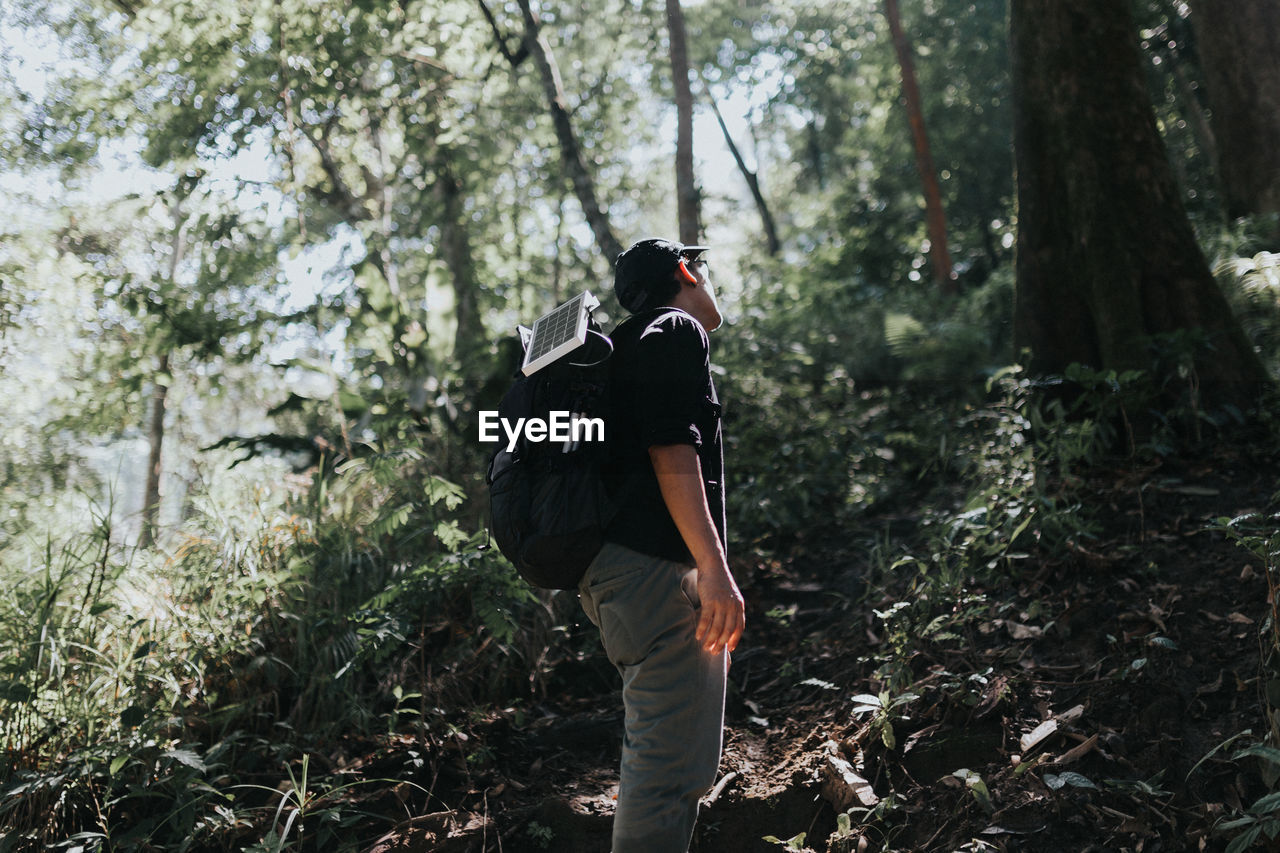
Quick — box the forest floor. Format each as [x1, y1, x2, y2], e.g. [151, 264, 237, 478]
[334, 441, 1276, 853]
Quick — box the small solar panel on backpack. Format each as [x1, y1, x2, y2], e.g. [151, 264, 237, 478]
[520, 291, 599, 376]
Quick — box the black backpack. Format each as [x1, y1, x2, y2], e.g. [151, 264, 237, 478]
[485, 321, 616, 589]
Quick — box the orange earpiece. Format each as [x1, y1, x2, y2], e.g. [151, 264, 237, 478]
[677, 260, 698, 284]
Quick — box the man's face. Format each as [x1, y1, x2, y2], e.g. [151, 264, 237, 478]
[683, 258, 723, 332]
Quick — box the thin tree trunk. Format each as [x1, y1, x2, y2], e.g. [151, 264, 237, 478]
[1011, 0, 1266, 407]
[513, 0, 625, 264]
[666, 0, 701, 244]
[704, 82, 780, 256]
[140, 196, 187, 549]
[883, 0, 956, 295]
[139, 350, 169, 549]
[1189, 0, 1280, 224]
[552, 187, 565, 303]
[436, 155, 481, 363]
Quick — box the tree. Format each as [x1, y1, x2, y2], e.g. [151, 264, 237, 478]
[507, 0, 626, 264]
[703, 80, 780, 256]
[666, 0, 701, 244]
[1188, 0, 1280, 224]
[138, 194, 186, 549]
[883, 0, 955, 295]
[1010, 0, 1267, 406]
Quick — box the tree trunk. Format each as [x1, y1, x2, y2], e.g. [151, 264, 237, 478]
[1189, 0, 1280, 224]
[140, 195, 188, 550]
[1011, 0, 1267, 406]
[436, 154, 482, 363]
[138, 350, 169, 549]
[704, 82, 780, 256]
[666, 0, 701, 244]
[883, 0, 956, 295]
[513, 0, 625, 265]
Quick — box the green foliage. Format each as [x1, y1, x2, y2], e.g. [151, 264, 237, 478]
[1208, 216, 1280, 380]
[951, 768, 994, 814]
[695, 0, 1013, 291]
[852, 366, 1108, 691]
[850, 689, 920, 751]
[524, 819, 555, 849]
[762, 830, 808, 850]
[5, 0, 1279, 848]
[1216, 745, 1280, 853]
[0, 415, 551, 848]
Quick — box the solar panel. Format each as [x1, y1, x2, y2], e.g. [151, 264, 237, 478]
[520, 291, 600, 376]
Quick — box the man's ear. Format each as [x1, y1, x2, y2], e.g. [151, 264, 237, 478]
[676, 260, 698, 285]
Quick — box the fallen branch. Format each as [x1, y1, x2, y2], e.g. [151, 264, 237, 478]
[704, 770, 739, 805]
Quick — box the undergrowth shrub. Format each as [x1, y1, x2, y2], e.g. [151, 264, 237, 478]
[1209, 506, 1280, 853]
[1208, 214, 1280, 380]
[859, 366, 1105, 690]
[0, 425, 563, 850]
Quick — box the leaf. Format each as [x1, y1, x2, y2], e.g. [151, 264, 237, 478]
[850, 693, 883, 707]
[953, 769, 994, 813]
[884, 312, 927, 354]
[1188, 730, 1253, 781]
[1167, 485, 1219, 496]
[1020, 719, 1058, 752]
[1049, 768, 1100, 788]
[1235, 744, 1280, 766]
[762, 832, 807, 849]
[434, 521, 468, 551]
[1003, 620, 1043, 640]
[1248, 790, 1280, 815]
[109, 755, 129, 775]
[1225, 824, 1262, 853]
[162, 748, 207, 772]
[887, 692, 921, 709]
[425, 476, 465, 510]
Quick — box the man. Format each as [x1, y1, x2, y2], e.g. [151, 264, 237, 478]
[578, 237, 746, 853]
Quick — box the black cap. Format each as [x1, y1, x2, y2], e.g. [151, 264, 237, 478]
[614, 238, 709, 313]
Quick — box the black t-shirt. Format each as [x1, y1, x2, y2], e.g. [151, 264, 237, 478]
[603, 307, 726, 564]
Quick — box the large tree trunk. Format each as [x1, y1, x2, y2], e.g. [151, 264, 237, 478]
[1189, 0, 1280, 224]
[666, 0, 701, 244]
[138, 351, 169, 550]
[883, 0, 956, 295]
[513, 0, 625, 265]
[1011, 0, 1266, 406]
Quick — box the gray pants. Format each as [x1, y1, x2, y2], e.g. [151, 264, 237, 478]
[579, 542, 729, 853]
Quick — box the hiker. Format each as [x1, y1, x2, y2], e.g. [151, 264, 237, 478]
[578, 238, 746, 853]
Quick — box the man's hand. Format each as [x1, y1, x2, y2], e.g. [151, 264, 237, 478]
[648, 443, 745, 656]
[696, 562, 745, 655]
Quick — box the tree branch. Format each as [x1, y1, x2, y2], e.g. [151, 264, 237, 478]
[701, 78, 780, 256]
[307, 117, 372, 222]
[510, 0, 625, 264]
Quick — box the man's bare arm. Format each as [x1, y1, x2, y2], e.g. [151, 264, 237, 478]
[649, 443, 745, 655]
